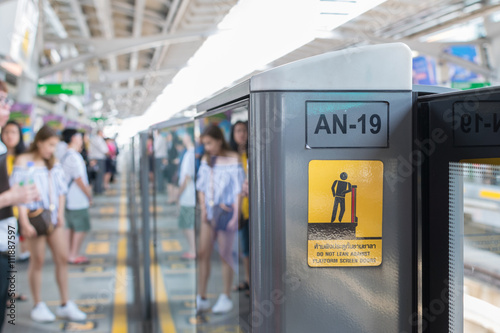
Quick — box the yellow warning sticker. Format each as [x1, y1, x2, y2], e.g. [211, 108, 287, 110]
[308, 160, 383, 267]
[460, 158, 500, 166]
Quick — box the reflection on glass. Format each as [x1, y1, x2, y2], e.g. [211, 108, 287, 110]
[450, 162, 500, 332]
[151, 124, 197, 332]
[195, 105, 250, 331]
[230, 123, 250, 279]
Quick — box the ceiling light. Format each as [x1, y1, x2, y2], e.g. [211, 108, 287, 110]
[120, 0, 388, 139]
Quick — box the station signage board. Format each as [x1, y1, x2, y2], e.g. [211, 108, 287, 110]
[306, 101, 389, 148]
[37, 83, 85, 96]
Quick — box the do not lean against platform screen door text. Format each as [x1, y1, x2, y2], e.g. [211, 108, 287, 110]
[308, 160, 383, 267]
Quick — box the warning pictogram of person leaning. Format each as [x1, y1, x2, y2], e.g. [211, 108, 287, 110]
[308, 160, 383, 267]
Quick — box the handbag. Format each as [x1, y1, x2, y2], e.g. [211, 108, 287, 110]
[27, 171, 54, 236]
[209, 160, 233, 231]
[27, 208, 54, 236]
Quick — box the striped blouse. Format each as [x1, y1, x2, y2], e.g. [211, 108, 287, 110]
[10, 164, 68, 225]
[196, 156, 245, 221]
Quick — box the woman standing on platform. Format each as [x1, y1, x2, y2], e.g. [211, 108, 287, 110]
[11, 125, 87, 323]
[196, 124, 244, 314]
[229, 121, 250, 295]
[1, 121, 30, 262]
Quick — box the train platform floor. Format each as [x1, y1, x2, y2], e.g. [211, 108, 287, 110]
[3, 171, 249, 333]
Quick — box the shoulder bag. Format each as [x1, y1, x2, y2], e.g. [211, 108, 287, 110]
[209, 162, 233, 231]
[27, 171, 54, 236]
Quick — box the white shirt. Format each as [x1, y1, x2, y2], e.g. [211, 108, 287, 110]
[61, 148, 90, 210]
[178, 147, 196, 207]
[0, 141, 16, 251]
[154, 133, 167, 158]
[55, 141, 68, 161]
[88, 135, 108, 160]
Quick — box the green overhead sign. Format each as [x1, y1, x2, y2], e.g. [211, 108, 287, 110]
[37, 82, 85, 96]
[90, 116, 108, 123]
[451, 82, 491, 90]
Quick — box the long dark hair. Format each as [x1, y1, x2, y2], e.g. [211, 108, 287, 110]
[29, 124, 58, 170]
[0, 80, 7, 93]
[2, 120, 26, 156]
[229, 121, 248, 153]
[201, 124, 231, 166]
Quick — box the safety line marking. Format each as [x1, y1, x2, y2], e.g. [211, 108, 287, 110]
[111, 178, 128, 333]
[85, 242, 110, 255]
[151, 243, 177, 333]
[95, 234, 110, 241]
[480, 189, 500, 200]
[164, 268, 195, 275]
[162, 239, 183, 252]
[46, 298, 111, 306]
[99, 207, 116, 214]
[68, 271, 113, 278]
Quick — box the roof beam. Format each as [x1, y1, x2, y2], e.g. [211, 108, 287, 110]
[40, 30, 214, 77]
[99, 67, 178, 83]
[150, 0, 184, 71]
[67, 0, 91, 38]
[129, 0, 146, 89]
[93, 0, 117, 72]
[399, 3, 500, 39]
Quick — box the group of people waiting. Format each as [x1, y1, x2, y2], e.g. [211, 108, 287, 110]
[153, 121, 250, 315]
[0, 79, 108, 330]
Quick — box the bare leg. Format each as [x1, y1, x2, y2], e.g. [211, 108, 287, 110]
[183, 229, 196, 256]
[20, 239, 30, 255]
[218, 231, 237, 296]
[65, 229, 73, 257]
[197, 221, 214, 297]
[69, 232, 87, 260]
[221, 260, 234, 296]
[47, 228, 69, 304]
[26, 236, 47, 305]
[243, 256, 250, 285]
[166, 184, 175, 203]
[104, 172, 111, 190]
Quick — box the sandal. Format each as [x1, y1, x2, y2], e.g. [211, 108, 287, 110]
[233, 281, 250, 292]
[68, 256, 90, 265]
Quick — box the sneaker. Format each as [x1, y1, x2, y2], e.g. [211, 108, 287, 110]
[56, 300, 87, 321]
[196, 295, 211, 312]
[31, 302, 56, 323]
[18, 251, 30, 262]
[212, 294, 233, 314]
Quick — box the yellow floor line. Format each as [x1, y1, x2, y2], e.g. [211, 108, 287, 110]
[480, 189, 500, 200]
[151, 243, 177, 333]
[112, 178, 128, 333]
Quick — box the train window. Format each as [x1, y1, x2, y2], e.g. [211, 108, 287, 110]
[449, 162, 500, 332]
[150, 123, 197, 332]
[194, 101, 250, 331]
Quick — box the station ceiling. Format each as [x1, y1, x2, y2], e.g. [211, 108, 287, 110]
[39, 0, 500, 120]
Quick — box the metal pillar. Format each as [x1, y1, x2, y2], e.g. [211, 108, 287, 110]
[139, 131, 152, 325]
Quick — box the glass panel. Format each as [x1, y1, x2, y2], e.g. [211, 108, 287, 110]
[449, 162, 500, 332]
[151, 124, 197, 332]
[194, 103, 250, 332]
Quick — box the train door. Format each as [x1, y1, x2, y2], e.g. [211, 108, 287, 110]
[248, 43, 415, 333]
[418, 87, 500, 332]
[150, 118, 197, 333]
[194, 100, 250, 332]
